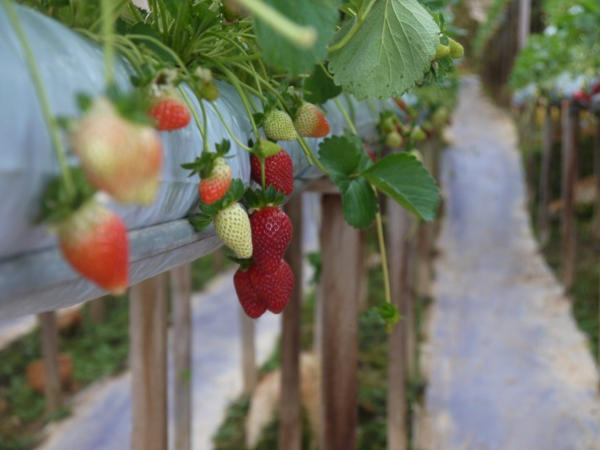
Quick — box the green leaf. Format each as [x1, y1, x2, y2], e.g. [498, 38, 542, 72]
[362, 153, 439, 221]
[328, 0, 439, 99]
[303, 64, 342, 104]
[254, 0, 340, 75]
[318, 135, 377, 228]
[378, 303, 400, 331]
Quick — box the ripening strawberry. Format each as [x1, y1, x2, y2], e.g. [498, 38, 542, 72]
[198, 157, 232, 205]
[263, 110, 297, 141]
[149, 91, 191, 131]
[250, 207, 292, 274]
[214, 203, 252, 258]
[249, 260, 294, 314]
[293, 102, 330, 138]
[234, 267, 267, 318]
[70, 98, 163, 205]
[58, 200, 129, 294]
[250, 150, 294, 195]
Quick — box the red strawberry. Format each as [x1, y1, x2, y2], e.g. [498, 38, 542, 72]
[573, 90, 591, 104]
[249, 260, 294, 314]
[250, 207, 292, 274]
[233, 268, 267, 318]
[58, 200, 129, 294]
[293, 102, 330, 138]
[198, 157, 232, 205]
[149, 91, 191, 131]
[70, 98, 163, 205]
[250, 150, 294, 195]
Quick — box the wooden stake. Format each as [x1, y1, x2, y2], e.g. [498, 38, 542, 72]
[538, 105, 553, 245]
[593, 120, 600, 240]
[560, 100, 578, 289]
[319, 194, 361, 450]
[518, 0, 531, 49]
[89, 297, 106, 323]
[130, 274, 168, 450]
[38, 311, 61, 414]
[279, 195, 303, 450]
[240, 310, 257, 393]
[170, 264, 192, 450]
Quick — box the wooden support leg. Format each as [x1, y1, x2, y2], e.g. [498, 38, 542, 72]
[538, 105, 553, 245]
[170, 264, 192, 450]
[130, 274, 168, 450]
[593, 120, 600, 241]
[38, 311, 61, 414]
[240, 311, 257, 393]
[320, 194, 361, 450]
[560, 100, 578, 289]
[279, 195, 303, 450]
[89, 297, 106, 323]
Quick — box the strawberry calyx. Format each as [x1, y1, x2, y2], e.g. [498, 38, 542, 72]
[243, 185, 285, 212]
[37, 168, 97, 226]
[252, 138, 281, 158]
[181, 139, 231, 179]
[230, 256, 254, 271]
[188, 178, 245, 231]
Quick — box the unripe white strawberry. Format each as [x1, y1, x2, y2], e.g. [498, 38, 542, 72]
[264, 110, 297, 141]
[214, 202, 253, 258]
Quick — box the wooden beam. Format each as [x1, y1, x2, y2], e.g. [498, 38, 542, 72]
[170, 264, 192, 450]
[594, 120, 600, 241]
[38, 311, 61, 414]
[538, 105, 553, 245]
[130, 274, 168, 450]
[560, 100, 578, 289]
[240, 310, 257, 393]
[320, 194, 361, 450]
[279, 195, 303, 450]
[89, 297, 106, 323]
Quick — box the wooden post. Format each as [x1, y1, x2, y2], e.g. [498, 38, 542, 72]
[170, 264, 192, 450]
[560, 100, 578, 289]
[386, 199, 412, 450]
[320, 194, 361, 450]
[518, 0, 531, 49]
[279, 195, 303, 450]
[130, 274, 168, 450]
[240, 311, 257, 393]
[38, 311, 61, 414]
[538, 104, 553, 245]
[593, 120, 600, 240]
[89, 297, 106, 323]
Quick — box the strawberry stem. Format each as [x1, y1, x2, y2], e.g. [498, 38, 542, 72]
[178, 86, 209, 153]
[334, 98, 358, 135]
[101, 0, 115, 86]
[328, 0, 376, 54]
[375, 209, 392, 305]
[2, 0, 75, 198]
[209, 103, 252, 152]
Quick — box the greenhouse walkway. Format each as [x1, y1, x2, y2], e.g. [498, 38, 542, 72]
[416, 76, 600, 449]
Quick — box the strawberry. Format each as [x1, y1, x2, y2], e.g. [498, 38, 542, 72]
[234, 267, 267, 318]
[58, 200, 129, 294]
[149, 91, 191, 131]
[435, 44, 450, 60]
[198, 157, 232, 205]
[448, 38, 464, 59]
[293, 102, 330, 138]
[214, 202, 253, 258]
[70, 98, 163, 205]
[573, 90, 591, 104]
[249, 260, 294, 314]
[250, 150, 294, 195]
[385, 131, 404, 149]
[250, 207, 292, 274]
[263, 110, 297, 141]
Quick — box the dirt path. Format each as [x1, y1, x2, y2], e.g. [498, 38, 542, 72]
[416, 77, 600, 449]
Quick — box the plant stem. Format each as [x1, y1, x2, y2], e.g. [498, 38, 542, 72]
[2, 0, 75, 197]
[375, 209, 392, 304]
[328, 0, 376, 53]
[198, 97, 210, 153]
[178, 86, 208, 151]
[334, 97, 358, 134]
[209, 103, 252, 151]
[101, 0, 115, 85]
[234, 0, 317, 49]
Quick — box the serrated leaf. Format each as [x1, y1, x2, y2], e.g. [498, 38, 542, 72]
[253, 0, 340, 75]
[362, 153, 439, 221]
[189, 213, 213, 231]
[318, 135, 377, 228]
[304, 64, 342, 104]
[328, 0, 439, 99]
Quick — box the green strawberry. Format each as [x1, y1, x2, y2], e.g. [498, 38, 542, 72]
[435, 44, 450, 60]
[449, 38, 464, 58]
[264, 110, 297, 141]
[214, 202, 252, 258]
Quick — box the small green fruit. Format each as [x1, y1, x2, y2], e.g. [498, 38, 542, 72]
[449, 38, 464, 59]
[385, 131, 404, 149]
[435, 44, 450, 60]
[410, 126, 427, 142]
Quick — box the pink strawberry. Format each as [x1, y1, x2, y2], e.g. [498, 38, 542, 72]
[249, 260, 294, 314]
[198, 157, 232, 205]
[70, 98, 163, 205]
[293, 102, 330, 138]
[149, 91, 191, 131]
[250, 207, 292, 274]
[234, 267, 267, 318]
[58, 200, 129, 294]
[250, 150, 294, 195]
